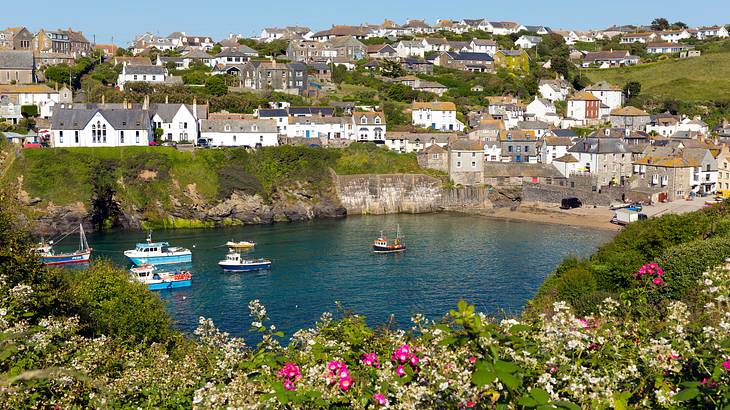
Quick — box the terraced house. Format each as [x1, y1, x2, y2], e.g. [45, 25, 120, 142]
[51, 107, 152, 147]
[633, 146, 717, 201]
[494, 49, 529, 72]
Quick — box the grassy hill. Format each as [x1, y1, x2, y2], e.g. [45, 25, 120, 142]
[585, 51, 730, 101]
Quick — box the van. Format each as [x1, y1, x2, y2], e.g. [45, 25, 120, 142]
[560, 197, 582, 210]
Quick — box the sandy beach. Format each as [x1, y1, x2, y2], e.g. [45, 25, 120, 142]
[456, 203, 623, 231]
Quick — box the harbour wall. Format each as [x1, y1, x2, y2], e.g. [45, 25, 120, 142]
[334, 174, 491, 215]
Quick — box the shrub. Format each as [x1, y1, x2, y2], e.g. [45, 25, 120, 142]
[555, 265, 597, 309]
[658, 235, 730, 300]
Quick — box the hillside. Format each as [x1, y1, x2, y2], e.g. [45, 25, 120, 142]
[585, 51, 730, 101]
[1, 144, 438, 232]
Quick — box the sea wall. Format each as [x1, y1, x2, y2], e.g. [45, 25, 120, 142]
[522, 183, 624, 206]
[334, 174, 491, 215]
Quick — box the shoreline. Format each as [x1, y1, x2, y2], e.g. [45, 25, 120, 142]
[454, 203, 623, 232]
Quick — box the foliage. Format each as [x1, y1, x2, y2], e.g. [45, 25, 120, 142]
[19, 105, 38, 118]
[204, 75, 228, 96]
[651, 18, 670, 31]
[380, 59, 406, 78]
[623, 81, 642, 100]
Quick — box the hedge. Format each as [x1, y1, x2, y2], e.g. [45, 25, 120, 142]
[658, 235, 730, 300]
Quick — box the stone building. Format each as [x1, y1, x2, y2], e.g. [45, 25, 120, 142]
[448, 139, 484, 186]
[0, 50, 35, 84]
[417, 143, 449, 173]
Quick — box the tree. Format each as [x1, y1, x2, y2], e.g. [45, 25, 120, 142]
[650, 18, 670, 31]
[672, 21, 688, 29]
[550, 56, 573, 79]
[623, 81, 642, 99]
[381, 59, 405, 78]
[205, 75, 227, 96]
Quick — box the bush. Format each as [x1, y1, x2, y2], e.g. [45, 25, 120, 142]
[555, 266, 597, 309]
[20, 105, 38, 118]
[658, 235, 730, 300]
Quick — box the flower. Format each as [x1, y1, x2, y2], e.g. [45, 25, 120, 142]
[373, 393, 388, 406]
[468, 356, 476, 364]
[339, 376, 352, 391]
[396, 365, 406, 377]
[722, 359, 730, 370]
[467, 401, 475, 408]
[277, 363, 302, 383]
[361, 352, 380, 367]
[338, 368, 350, 379]
[653, 277, 663, 285]
[284, 379, 296, 391]
[409, 355, 419, 366]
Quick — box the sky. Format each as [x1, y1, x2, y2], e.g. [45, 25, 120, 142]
[1, 0, 728, 45]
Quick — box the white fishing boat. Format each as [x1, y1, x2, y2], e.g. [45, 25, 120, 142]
[124, 231, 192, 266]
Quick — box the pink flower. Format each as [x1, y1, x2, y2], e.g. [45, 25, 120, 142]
[722, 359, 730, 370]
[550, 366, 557, 374]
[339, 376, 352, 391]
[469, 356, 476, 364]
[328, 361, 343, 372]
[338, 368, 350, 379]
[653, 277, 663, 285]
[396, 365, 406, 377]
[361, 352, 380, 367]
[399, 344, 411, 355]
[284, 379, 296, 391]
[410, 355, 419, 366]
[467, 401, 475, 408]
[373, 393, 388, 406]
[278, 363, 301, 382]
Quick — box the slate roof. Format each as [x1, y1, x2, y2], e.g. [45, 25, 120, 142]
[289, 107, 334, 116]
[200, 119, 277, 133]
[257, 109, 288, 118]
[412, 101, 457, 111]
[470, 39, 497, 46]
[125, 65, 166, 75]
[553, 153, 578, 163]
[583, 51, 631, 62]
[445, 51, 493, 61]
[150, 103, 208, 121]
[610, 106, 650, 116]
[568, 137, 630, 154]
[52, 108, 151, 130]
[544, 136, 573, 146]
[387, 132, 452, 144]
[0, 50, 33, 69]
[450, 138, 484, 151]
[549, 129, 578, 138]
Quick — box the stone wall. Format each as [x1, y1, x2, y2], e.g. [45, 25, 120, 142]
[522, 183, 624, 206]
[334, 173, 491, 214]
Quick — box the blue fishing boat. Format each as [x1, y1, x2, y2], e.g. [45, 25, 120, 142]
[36, 224, 92, 266]
[124, 231, 192, 266]
[218, 252, 272, 272]
[129, 265, 192, 291]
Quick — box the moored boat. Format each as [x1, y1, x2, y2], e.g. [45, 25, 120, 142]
[373, 225, 406, 254]
[36, 224, 92, 266]
[226, 240, 256, 250]
[124, 231, 192, 266]
[218, 252, 272, 272]
[129, 264, 192, 291]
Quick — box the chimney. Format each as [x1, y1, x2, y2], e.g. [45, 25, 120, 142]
[101, 94, 105, 106]
[625, 128, 630, 137]
[193, 97, 198, 119]
[123, 98, 128, 109]
[143, 95, 149, 110]
[604, 128, 610, 137]
[165, 95, 169, 104]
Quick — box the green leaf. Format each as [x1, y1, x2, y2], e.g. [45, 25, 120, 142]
[518, 396, 538, 407]
[674, 388, 699, 402]
[472, 369, 497, 387]
[536, 406, 556, 410]
[496, 370, 520, 391]
[530, 388, 550, 405]
[494, 360, 519, 374]
[509, 324, 531, 333]
[554, 400, 581, 410]
[439, 336, 458, 346]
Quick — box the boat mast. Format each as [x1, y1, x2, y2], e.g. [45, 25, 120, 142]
[79, 224, 89, 251]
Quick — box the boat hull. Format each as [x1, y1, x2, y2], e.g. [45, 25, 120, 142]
[147, 279, 192, 291]
[373, 245, 406, 254]
[126, 253, 192, 266]
[218, 262, 271, 272]
[42, 251, 91, 265]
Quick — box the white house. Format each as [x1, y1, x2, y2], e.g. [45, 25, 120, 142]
[0, 84, 72, 119]
[538, 78, 571, 102]
[150, 102, 208, 143]
[679, 116, 709, 135]
[515, 35, 542, 49]
[526, 96, 560, 126]
[539, 136, 573, 164]
[51, 107, 152, 147]
[199, 118, 278, 147]
[352, 111, 386, 143]
[411, 101, 464, 132]
[658, 29, 691, 43]
[469, 39, 497, 55]
[585, 81, 624, 110]
[117, 63, 166, 91]
[395, 41, 426, 58]
[489, 22, 526, 35]
[385, 132, 451, 153]
[286, 116, 352, 140]
[256, 108, 289, 134]
[694, 26, 729, 40]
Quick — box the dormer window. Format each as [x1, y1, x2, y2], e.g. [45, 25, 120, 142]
[225, 124, 231, 132]
[374, 116, 381, 124]
[361, 116, 367, 124]
[252, 125, 258, 132]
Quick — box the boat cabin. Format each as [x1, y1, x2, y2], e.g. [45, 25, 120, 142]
[134, 241, 171, 254]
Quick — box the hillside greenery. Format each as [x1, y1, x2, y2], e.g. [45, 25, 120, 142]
[2, 192, 730, 408]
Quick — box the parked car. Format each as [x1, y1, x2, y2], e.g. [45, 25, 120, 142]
[560, 197, 582, 210]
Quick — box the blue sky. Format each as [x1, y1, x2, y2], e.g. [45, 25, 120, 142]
[1, 0, 728, 44]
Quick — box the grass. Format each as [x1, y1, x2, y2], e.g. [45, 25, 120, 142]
[585, 51, 730, 101]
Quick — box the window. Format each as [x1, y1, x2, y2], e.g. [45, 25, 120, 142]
[179, 122, 184, 129]
[374, 117, 381, 124]
[233, 135, 237, 143]
[508, 146, 513, 153]
[432, 154, 438, 159]
[457, 152, 461, 158]
[471, 152, 476, 157]
[143, 75, 147, 81]
[59, 131, 63, 143]
[260, 136, 264, 142]
[74, 131, 79, 143]
[91, 124, 96, 142]
[456, 161, 461, 168]
[135, 131, 140, 143]
[151, 75, 156, 81]
[661, 175, 669, 186]
[225, 124, 231, 132]
[471, 161, 476, 167]
[133, 75, 137, 80]
[120, 131, 124, 143]
[102, 124, 107, 143]
[361, 116, 367, 124]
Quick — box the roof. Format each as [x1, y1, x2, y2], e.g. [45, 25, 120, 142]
[257, 108, 288, 118]
[289, 107, 334, 116]
[0, 50, 33, 69]
[450, 138, 484, 151]
[569, 91, 600, 101]
[490, 21, 521, 29]
[353, 111, 386, 125]
[498, 130, 537, 141]
[610, 106, 650, 116]
[387, 132, 452, 143]
[498, 49, 526, 57]
[568, 137, 630, 154]
[200, 118, 277, 133]
[634, 146, 710, 168]
[125, 65, 166, 75]
[313, 26, 372, 38]
[150, 103, 208, 122]
[422, 143, 447, 154]
[470, 39, 497, 46]
[544, 136, 573, 146]
[553, 153, 579, 163]
[449, 52, 493, 62]
[583, 51, 630, 62]
[518, 120, 550, 130]
[51, 108, 151, 130]
[518, 35, 542, 43]
[549, 129, 578, 138]
[412, 101, 457, 111]
[0, 84, 55, 94]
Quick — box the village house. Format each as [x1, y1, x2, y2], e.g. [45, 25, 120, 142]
[489, 22, 527, 35]
[366, 44, 398, 59]
[353, 111, 386, 143]
[657, 29, 691, 43]
[33, 30, 70, 55]
[609, 106, 651, 130]
[256, 108, 289, 133]
[0, 84, 72, 119]
[0, 27, 33, 51]
[386, 132, 451, 153]
[199, 118, 278, 147]
[117, 64, 167, 91]
[525, 25, 552, 35]
[581, 50, 639, 68]
[311, 26, 373, 42]
[287, 37, 366, 66]
[402, 20, 434, 35]
[526, 96, 560, 126]
[167, 32, 215, 51]
[411, 101, 464, 131]
[460, 19, 491, 32]
[620, 32, 656, 43]
[694, 26, 730, 40]
[401, 57, 434, 74]
[540, 134, 574, 164]
[421, 38, 451, 53]
[468, 39, 497, 55]
[633, 146, 717, 200]
[716, 145, 730, 194]
[0, 50, 35, 84]
[150, 101, 208, 143]
[585, 81, 625, 110]
[494, 49, 530, 72]
[417, 143, 449, 172]
[231, 60, 307, 95]
[65, 29, 92, 57]
[647, 42, 694, 54]
[51, 106, 152, 147]
[286, 115, 352, 141]
[395, 40, 426, 58]
[566, 91, 602, 125]
[647, 114, 680, 137]
[567, 137, 633, 187]
[212, 46, 259, 66]
[449, 138, 485, 186]
[435, 51, 494, 72]
[538, 77, 571, 102]
[515, 35, 542, 49]
[498, 129, 540, 163]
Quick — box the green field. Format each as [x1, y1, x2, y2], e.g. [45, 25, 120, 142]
[585, 51, 730, 101]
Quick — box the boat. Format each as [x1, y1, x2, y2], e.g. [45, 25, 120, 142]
[226, 240, 256, 250]
[36, 224, 92, 266]
[218, 252, 272, 272]
[373, 225, 406, 254]
[124, 231, 192, 266]
[129, 265, 192, 291]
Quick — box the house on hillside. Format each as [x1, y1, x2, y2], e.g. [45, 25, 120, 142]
[566, 91, 604, 125]
[468, 39, 497, 55]
[417, 143, 449, 172]
[51, 107, 152, 147]
[199, 118, 278, 147]
[609, 106, 650, 130]
[540, 135, 573, 164]
[568, 137, 633, 187]
[620, 32, 656, 43]
[538, 77, 571, 102]
[647, 42, 694, 54]
[694, 26, 729, 40]
[353, 111, 386, 143]
[449, 138, 485, 186]
[411, 101, 464, 131]
[657, 29, 691, 43]
[489, 22, 527, 35]
[633, 146, 716, 200]
[395, 40, 426, 58]
[435, 51, 494, 72]
[0, 50, 35, 84]
[498, 129, 540, 163]
[494, 49, 529, 72]
[150, 102, 208, 143]
[581, 50, 639, 68]
[0, 84, 71, 119]
[117, 64, 167, 90]
[585, 81, 625, 110]
[366, 44, 398, 59]
[515, 35, 542, 49]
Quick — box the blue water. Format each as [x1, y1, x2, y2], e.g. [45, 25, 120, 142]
[79, 214, 613, 338]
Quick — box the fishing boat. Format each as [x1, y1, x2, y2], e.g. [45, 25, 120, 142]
[218, 252, 272, 272]
[129, 265, 192, 291]
[226, 240, 256, 250]
[124, 231, 192, 266]
[373, 225, 406, 254]
[36, 224, 92, 265]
